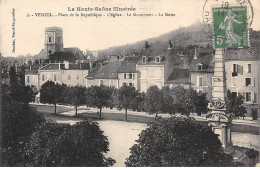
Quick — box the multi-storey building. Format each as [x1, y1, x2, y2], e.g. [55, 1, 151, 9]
[25, 61, 90, 90]
[190, 47, 214, 99]
[225, 48, 260, 119]
[136, 41, 189, 92]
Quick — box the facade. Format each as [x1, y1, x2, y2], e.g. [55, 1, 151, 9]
[190, 47, 214, 99]
[25, 62, 90, 90]
[225, 48, 260, 119]
[118, 59, 138, 89]
[44, 27, 64, 55]
[86, 61, 122, 88]
[25, 69, 39, 89]
[136, 41, 190, 92]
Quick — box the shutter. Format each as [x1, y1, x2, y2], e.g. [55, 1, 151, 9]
[254, 93, 257, 103]
[253, 78, 255, 87]
[237, 65, 243, 75]
[133, 74, 135, 80]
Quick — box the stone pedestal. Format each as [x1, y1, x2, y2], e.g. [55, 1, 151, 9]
[207, 49, 234, 154]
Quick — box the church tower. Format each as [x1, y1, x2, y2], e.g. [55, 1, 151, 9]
[44, 27, 64, 55]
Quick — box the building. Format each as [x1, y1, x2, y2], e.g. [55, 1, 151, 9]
[165, 68, 190, 89]
[35, 26, 86, 62]
[86, 57, 139, 89]
[25, 61, 90, 90]
[117, 57, 138, 89]
[224, 48, 260, 120]
[86, 61, 122, 88]
[190, 47, 214, 99]
[136, 41, 189, 92]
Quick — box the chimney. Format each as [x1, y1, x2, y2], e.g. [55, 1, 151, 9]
[89, 62, 93, 70]
[63, 61, 69, 69]
[168, 40, 172, 49]
[144, 41, 149, 49]
[194, 47, 198, 59]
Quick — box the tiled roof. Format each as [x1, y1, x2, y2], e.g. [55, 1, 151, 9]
[93, 61, 123, 79]
[166, 69, 189, 84]
[124, 56, 139, 63]
[63, 48, 86, 60]
[86, 63, 102, 78]
[190, 47, 214, 72]
[39, 63, 60, 70]
[137, 44, 168, 65]
[25, 69, 38, 75]
[36, 49, 48, 60]
[68, 63, 90, 70]
[224, 46, 260, 61]
[35, 47, 86, 60]
[118, 61, 136, 73]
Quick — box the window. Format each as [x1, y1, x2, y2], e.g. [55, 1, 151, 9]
[68, 75, 71, 80]
[247, 64, 251, 73]
[196, 89, 203, 94]
[245, 78, 251, 86]
[100, 80, 103, 86]
[245, 92, 251, 102]
[232, 64, 238, 76]
[231, 92, 238, 97]
[42, 75, 45, 81]
[231, 77, 237, 87]
[155, 56, 160, 62]
[77, 75, 79, 80]
[54, 75, 57, 81]
[124, 73, 127, 79]
[142, 56, 146, 63]
[129, 83, 133, 86]
[49, 36, 52, 43]
[123, 82, 127, 86]
[129, 73, 133, 79]
[197, 63, 203, 71]
[197, 76, 203, 86]
[27, 76, 30, 83]
[57, 36, 61, 43]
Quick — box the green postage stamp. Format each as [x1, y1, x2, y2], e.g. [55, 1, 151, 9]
[213, 6, 249, 49]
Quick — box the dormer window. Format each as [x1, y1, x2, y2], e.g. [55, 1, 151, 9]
[142, 56, 147, 63]
[197, 63, 203, 71]
[155, 56, 160, 63]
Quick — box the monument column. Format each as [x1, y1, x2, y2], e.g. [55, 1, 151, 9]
[207, 48, 233, 153]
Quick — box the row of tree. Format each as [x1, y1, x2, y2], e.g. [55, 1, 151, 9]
[40, 80, 247, 121]
[40, 81, 209, 121]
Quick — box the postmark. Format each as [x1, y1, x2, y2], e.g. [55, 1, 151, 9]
[202, 0, 254, 28]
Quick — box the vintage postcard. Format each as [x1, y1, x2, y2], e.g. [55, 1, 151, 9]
[0, 0, 259, 167]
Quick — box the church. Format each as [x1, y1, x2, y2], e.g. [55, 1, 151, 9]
[35, 26, 86, 63]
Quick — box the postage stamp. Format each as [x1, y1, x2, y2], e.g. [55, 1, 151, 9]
[212, 6, 249, 48]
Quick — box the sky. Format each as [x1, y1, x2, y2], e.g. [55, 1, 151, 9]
[0, 0, 259, 57]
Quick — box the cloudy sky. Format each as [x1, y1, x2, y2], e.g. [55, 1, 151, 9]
[0, 0, 259, 57]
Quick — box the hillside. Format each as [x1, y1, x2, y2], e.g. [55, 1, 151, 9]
[97, 22, 260, 58]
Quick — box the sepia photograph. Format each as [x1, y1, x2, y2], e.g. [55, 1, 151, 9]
[0, 0, 259, 167]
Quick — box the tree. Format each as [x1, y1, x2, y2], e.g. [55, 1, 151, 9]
[24, 121, 115, 167]
[187, 89, 208, 115]
[226, 90, 246, 118]
[115, 85, 138, 122]
[160, 86, 174, 114]
[170, 86, 189, 115]
[125, 117, 235, 167]
[67, 86, 86, 116]
[131, 92, 146, 112]
[0, 84, 45, 166]
[40, 81, 64, 115]
[9, 66, 34, 103]
[144, 86, 163, 117]
[85, 85, 112, 119]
